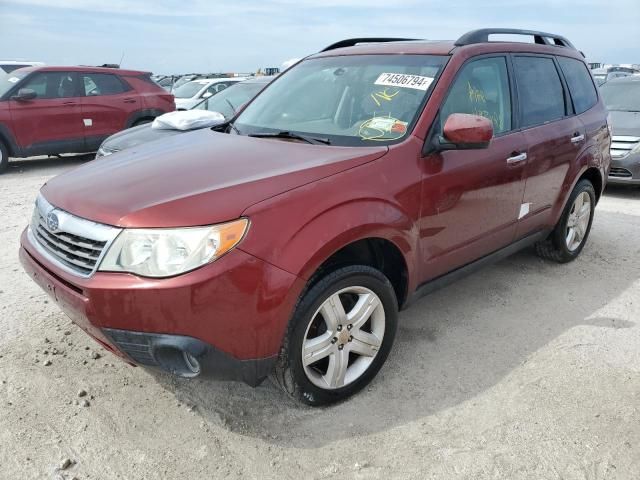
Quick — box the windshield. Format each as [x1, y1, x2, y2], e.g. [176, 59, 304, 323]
[0, 70, 28, 97]
[601, 81, 640, 111]
[192, 81, 267, 118]
[173, 80, 206, 99]
[235, 54, 448, 146]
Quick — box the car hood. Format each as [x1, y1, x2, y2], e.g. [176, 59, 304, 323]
[42, 128, 388, 228]
[609, 110, 640, 136]
[102, 123, 183, 152]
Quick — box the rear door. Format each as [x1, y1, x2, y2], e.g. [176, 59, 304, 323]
[512, 55, 583, 236]
[8, 71, 85, 155]
[419, 55, 528, 281]
[79, 72, 138, 151]
[556, 55, 608, 182]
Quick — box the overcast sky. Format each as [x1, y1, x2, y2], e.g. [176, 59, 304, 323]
[1, 0, 639, 74]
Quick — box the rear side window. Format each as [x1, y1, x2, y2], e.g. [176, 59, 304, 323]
[440, 56, 512, 135]
[557, 57, 598, 114]
[514, 56, 565, 128]
[82, 73, 128, 96]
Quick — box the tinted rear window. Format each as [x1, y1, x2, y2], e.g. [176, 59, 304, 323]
[557, 57, 598, 114]
[514, 56, 566, 128]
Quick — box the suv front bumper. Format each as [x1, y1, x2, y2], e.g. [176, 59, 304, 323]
[20, 229, 305, 386]
[608, 153, 640, 185]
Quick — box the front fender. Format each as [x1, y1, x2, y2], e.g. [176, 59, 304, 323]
[240, 194, 419, 292]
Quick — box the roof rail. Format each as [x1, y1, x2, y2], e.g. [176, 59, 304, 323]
[321, 37, 420, 52]
[455, 28, 576, 50]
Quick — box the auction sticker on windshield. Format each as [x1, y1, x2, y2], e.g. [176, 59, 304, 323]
[374, 73, 434, 91]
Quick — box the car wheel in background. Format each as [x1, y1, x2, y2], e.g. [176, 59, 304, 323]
[535, 179, 596, 263]
[271, 265, 398, 406]
[0, 140, 8, 173]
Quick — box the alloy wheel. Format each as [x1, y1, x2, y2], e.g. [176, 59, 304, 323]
[301, 286, 385, 389]
[565, 191, 592, 251]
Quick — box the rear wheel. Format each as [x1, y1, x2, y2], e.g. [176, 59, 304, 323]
[0, 140, 8, 173]
[535, 179, 596, 263]
[271, 265, 398, 406]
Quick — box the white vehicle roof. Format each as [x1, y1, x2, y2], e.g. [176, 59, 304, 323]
[0, 60, 44, 65]
[194, 77, 245, 85]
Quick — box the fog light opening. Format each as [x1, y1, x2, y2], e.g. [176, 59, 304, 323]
[154, 346, 201, 378]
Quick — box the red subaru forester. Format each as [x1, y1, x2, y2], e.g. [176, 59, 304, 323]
[0, 65, 174, 172]
[20, 29, 610, 405]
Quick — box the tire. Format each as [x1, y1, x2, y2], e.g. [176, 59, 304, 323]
[0, 140, 8, 174]
[535, 179, 596, 263]
[271, 265, 398, 406]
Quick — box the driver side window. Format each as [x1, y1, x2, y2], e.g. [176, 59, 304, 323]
[21, 72, 77, 99]
[440, 57, 512, 135]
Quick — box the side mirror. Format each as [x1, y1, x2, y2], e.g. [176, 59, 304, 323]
[437, 113, 493, 151]
[202, 92, 213, 98]
[12, 88, 37, 101]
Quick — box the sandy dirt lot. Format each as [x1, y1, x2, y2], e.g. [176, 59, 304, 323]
[1, 156, 639, 480]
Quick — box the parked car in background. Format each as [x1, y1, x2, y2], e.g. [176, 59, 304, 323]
[592, 66, 639, 86]
[20, 29, 610, 405]
[96, 76, 274, 157]
[601, 76, 640, 184]
[174, 77, 245, 110]
[0, 65, 175, 172]
[0, 60, 44, 74]
[156, 75, 178, 92]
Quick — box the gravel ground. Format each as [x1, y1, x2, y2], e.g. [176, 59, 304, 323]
[1, 156, 639, 480]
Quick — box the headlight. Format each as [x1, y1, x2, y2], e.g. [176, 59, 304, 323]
[98, 219, 249, 277]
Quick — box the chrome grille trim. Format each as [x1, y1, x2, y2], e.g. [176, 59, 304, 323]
[611, 135, 640, 159]
[28, 193, 121, 278]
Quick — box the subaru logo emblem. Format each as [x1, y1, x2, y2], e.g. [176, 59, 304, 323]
[46, 212, 59, 232]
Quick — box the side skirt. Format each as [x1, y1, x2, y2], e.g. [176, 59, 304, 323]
[403, 229, 550, 309]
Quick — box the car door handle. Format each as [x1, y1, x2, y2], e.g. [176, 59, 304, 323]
[123, 98, 137, 104]
[62, 101, 76, 105]
[506, 152, 527, 164]
[571, 133, 585, 144]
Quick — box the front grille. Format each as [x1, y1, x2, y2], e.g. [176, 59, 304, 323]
[103, 329, 159, 366]
[29, 194, 121, 277]
[609, 167, 633, 178]
[34, 212, 106, 275]
[611, 135, 640, 159]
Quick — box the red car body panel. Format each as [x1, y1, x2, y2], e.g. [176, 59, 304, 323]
[19, 39, 611, 383]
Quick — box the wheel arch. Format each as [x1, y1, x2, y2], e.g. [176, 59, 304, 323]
[0, 123, 20, 157]
[125, 109, 166, 129]
[302, 236, 410, 308]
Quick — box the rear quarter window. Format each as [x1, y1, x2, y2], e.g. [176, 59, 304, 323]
[557, 57, 598, 114]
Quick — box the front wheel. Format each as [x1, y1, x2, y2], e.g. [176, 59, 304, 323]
[271, 265, 398, 406]
[0, 140, 8, 173]
[535, 179, 596, 263]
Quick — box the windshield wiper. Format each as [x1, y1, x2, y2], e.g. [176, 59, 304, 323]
[248, 131, 331, 145]
[225, 99, 237, 115]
